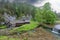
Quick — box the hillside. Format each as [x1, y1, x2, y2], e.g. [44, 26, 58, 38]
[18, 27, 56, 40]
[0, 27, 57, 40]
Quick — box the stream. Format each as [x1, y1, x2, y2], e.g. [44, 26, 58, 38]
[45, 24, 60, 40]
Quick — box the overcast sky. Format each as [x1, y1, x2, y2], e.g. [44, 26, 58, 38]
[10, 0, 60, 13]
[33, 0, 60, 13]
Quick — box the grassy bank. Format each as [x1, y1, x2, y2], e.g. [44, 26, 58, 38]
[0, 36, 20, 40]
[10, 21, 38, 34]
[0, 26, 6, 29]
[0, 27, 56, 40]
[0, 21, 57, 40]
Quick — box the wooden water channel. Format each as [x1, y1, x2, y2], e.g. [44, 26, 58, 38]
[0, 20, 30, 35]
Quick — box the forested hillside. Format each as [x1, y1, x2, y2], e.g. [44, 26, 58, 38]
[0, 0, 58, 40]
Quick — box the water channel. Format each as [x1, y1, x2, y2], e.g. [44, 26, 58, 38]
[46, 24, 60, 40]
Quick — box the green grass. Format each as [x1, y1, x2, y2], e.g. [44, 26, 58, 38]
[0, 26, 6, 29]
[0, 36, 20, 40]
[10, 21, 38, 33]
[0, 36, 7, 40]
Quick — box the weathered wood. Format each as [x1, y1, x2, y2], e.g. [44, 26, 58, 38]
[5, 20, 30, 27]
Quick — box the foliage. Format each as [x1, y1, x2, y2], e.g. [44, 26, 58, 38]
[35, 2, 57, 24]
[0, 2, 57, 26]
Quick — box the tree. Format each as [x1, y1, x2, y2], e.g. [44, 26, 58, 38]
[35, 2, 57, 24]
[42, 2, 56, 24]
